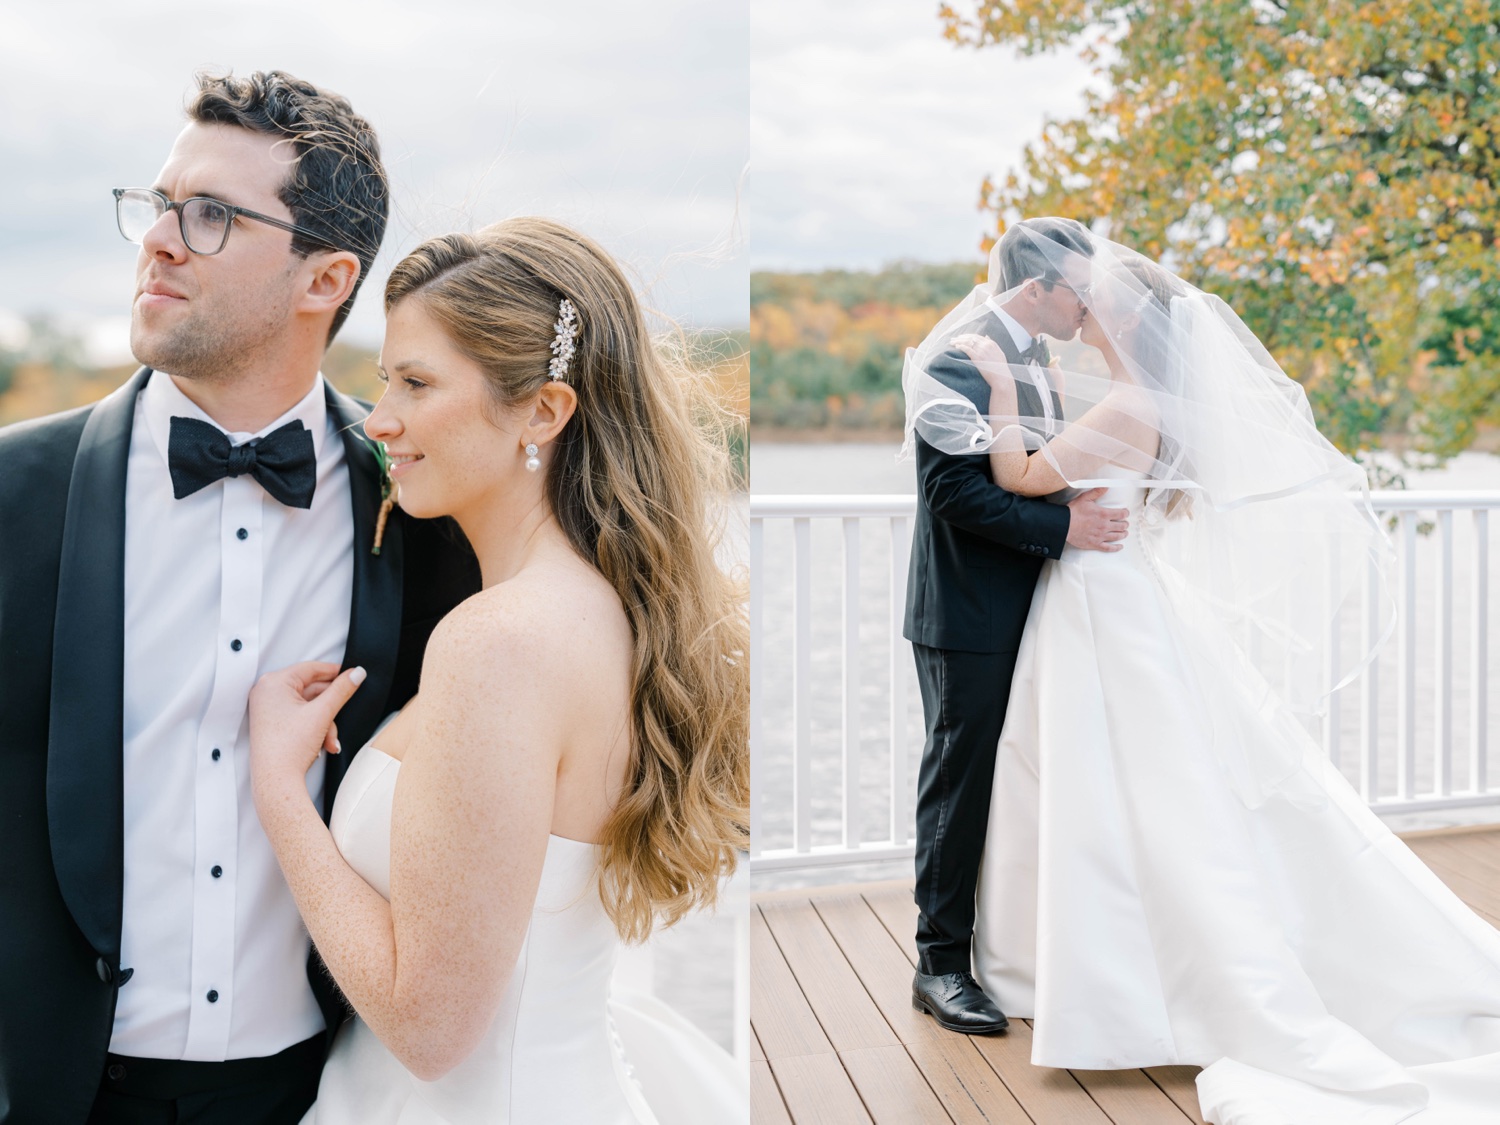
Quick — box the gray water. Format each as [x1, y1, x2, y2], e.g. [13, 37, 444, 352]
[750, 443, 1500, 892]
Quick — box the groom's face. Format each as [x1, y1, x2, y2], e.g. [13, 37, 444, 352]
[1035, 256, 1093, 342]
[128, 122, 308, 382]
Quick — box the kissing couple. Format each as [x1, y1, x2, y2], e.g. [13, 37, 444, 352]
[0, 70, 746, 1125]
[903, 217, 1500, 1122]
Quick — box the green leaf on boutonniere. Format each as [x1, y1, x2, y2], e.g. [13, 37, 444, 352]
[365, 438, 396, 555]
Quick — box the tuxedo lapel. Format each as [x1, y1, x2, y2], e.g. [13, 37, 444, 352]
[324, 382, 403, 818]
[46, 366, 150, 962]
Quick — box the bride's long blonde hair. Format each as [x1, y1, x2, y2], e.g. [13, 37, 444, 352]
[384, 218, 747, 941]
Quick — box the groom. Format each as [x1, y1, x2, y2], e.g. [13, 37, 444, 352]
[904, 217, 1127, 1033]
[0, 71, 479, 1123]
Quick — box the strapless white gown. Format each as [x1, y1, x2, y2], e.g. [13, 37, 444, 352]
[973, 473, 1500, 1123]
[302, 746, 746, 1125]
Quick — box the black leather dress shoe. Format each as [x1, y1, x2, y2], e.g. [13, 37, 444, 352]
[911, 971, 1010, 1034]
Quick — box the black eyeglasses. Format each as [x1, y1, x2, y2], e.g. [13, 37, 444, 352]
[1051, 280, 1094, 300]
[112, 187, 341, 256]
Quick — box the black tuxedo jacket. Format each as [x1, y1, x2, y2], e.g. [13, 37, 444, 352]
[902, 314, 1072, 654]
[0, 368, 480, 1124]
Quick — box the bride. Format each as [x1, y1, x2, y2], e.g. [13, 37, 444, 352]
[905, 222, 1500, 1123]
[245, 217, 747, 1123]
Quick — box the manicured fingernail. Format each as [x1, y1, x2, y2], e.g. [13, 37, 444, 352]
[334, 738, 342, 753]
[350, 667, 367, 686]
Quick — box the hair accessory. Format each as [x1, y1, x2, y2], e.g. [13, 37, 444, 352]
[548, 298, 580, 381]
[524, 442, 540, 472]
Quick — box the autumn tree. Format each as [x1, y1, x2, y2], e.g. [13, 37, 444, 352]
[942, 0, 1500, 465]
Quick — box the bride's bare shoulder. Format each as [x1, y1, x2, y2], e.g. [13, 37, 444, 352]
[420, 558, 630, 698]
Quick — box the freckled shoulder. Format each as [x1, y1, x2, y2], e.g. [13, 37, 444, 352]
[418, 562, 629, 702]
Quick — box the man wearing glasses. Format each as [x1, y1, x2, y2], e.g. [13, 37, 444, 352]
[903, 217, 1127, 1035]
[0, 71, 477, 1124]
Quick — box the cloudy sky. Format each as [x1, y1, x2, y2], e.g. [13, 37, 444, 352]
[0, 0, 747, 357]
[752, 0, 1096, 272]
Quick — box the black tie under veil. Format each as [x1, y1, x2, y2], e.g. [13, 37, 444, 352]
[900, 223, 1397, 808]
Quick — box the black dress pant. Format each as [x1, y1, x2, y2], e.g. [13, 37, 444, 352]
[912, 643, 1018, 976]
[84, 1034, 324, 1125]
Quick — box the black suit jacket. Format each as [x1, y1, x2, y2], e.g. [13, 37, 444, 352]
[0, 368, 480, 1124]
[902, 314, 1072, 654]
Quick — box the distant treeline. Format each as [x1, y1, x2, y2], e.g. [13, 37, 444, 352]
[751, 261, 979, 431]
[0, 318, 747, 483]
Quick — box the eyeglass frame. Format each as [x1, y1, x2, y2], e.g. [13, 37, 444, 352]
[112, 187, 343, 257]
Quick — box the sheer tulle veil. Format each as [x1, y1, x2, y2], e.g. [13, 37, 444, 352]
[900, 220, 1397, 806]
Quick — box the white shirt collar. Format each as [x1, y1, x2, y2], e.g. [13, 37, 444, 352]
[984, 298, 1036, 357]
[140, 370, 330, 467]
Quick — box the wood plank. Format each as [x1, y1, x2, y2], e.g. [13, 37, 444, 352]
[970, 1020, 1111, 1123]
[761, 899, 901, 1052]
[863, 885, 920, 967]
[1415, 834, 1500, 882]
[906, 1037, 1033, 1125]
[840, 1043, 953, 1124]
[753, 1023, 767, 1062]
[1401, 849, 1500, 926]
[752, 905, 837, 1060]
[754, 1058, 794, 1125]
[770, 1052, 874, 1125]
[1071, 1069, 1193, 1124]
[1145, 1066, 1207, 1124]
[814, 893, 1030, 1123]
[813, 893, 940, 1043]
[1397, 823, 1500, 841]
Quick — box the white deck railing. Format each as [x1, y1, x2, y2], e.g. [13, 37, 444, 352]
[750, 492, 1500, 873]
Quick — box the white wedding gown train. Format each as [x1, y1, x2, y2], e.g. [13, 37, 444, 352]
[301, 746, 745, 1125]
[973, 474, 1500, 1124]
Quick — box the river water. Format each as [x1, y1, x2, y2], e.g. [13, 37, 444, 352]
[750, 442, 1500, 890]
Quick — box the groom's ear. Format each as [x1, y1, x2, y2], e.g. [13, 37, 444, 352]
[298, 252, 361, 319]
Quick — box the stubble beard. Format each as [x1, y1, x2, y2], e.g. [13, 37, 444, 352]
[130, 268, 299, 385]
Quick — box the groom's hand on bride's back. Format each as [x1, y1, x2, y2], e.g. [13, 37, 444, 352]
[1066, 488, 1129, 552]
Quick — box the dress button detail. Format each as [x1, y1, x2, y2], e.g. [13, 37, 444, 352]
[206, 989, 219, 1003]
[211, 865, 223, 878]
[230, 639, 242, 652]
[211, 748, 221, 761]
[95, 957, 112, 984]
[107, 1063, 126, 1081]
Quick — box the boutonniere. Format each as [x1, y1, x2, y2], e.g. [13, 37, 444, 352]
[365, 438, 396, 555]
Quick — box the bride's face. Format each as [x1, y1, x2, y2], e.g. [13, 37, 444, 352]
[365, 298, 526, 521]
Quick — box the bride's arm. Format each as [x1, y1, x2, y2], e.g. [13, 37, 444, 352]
[954, 335, 1159, 497]
[250, 593, 566, 1081]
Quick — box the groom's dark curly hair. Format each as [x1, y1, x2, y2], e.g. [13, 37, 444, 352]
[997, 216, 1094, 291]
[188, 69, 389, 342]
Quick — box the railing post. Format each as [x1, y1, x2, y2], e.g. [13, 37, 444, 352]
[792, 517, 812, 854]
[841, 518, 862, 850]
[1397, 511, 1417, 800]
[1362, 549, 1382, 802]
[889, 515, 911, 847]
[1436, 509, 1454, 795]
[1474, 509, 1490, 795]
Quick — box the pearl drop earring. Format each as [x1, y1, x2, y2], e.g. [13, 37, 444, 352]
[524, 443, 540, 472]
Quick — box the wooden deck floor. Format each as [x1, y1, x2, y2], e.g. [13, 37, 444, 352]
[751, 824, 1500, 1124]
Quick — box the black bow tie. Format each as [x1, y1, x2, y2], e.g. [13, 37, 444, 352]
[1021, 338, 1051, 366]
[168, 416, 317, 509]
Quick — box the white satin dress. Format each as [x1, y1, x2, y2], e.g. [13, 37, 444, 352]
[301, 746, 746, 1125]
[973, 470, 1500, 1124]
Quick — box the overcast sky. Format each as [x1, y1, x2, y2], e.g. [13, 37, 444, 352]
[752, 0, 1096, 272]
[0, 0, 747, 358]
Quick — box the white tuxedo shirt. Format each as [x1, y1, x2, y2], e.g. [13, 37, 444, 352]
[986, 299, 1057, 427]
[112, 370, 354, 1061]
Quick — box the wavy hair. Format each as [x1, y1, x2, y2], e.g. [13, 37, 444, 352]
[384, 218, 747, 941]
